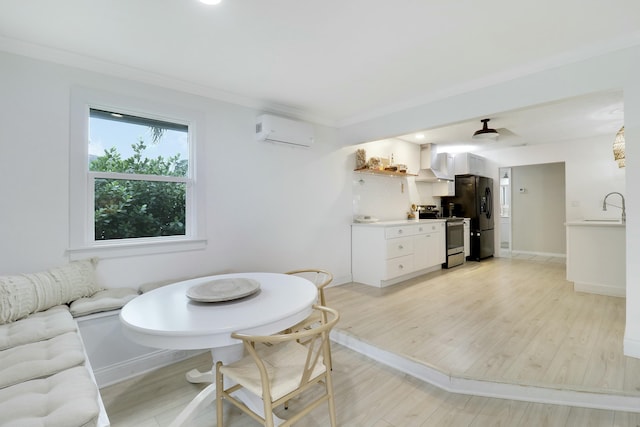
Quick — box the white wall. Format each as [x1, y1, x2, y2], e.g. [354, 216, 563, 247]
[350, 138, 436, 221]
[510, 162, 566, 255]
[2, 44, 640, 359]
[482, 136, 626, 222]
[340, 45, 640, 358]
[0, 52, 353, 286]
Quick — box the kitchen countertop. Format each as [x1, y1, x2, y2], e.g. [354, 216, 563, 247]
[565, 220, 625, 227]
[352, 219, 447, 226]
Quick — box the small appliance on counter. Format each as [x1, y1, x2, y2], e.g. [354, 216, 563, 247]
[416, 204, 440, 219]
[354, 215, 379, 223]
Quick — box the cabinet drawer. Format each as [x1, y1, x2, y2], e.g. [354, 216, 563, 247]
[386, 237, 413, 259]
[385, 226, 418, 239]
[414, 223, 441, 234]
[385, 255, 414, 279]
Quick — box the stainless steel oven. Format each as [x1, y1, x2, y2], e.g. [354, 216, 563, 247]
[444, 218, 465, 268]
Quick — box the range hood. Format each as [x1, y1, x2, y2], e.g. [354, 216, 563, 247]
[416, 144, 453, 182]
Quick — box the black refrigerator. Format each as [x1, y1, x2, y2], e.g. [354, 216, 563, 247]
[442, 174, 494, 261]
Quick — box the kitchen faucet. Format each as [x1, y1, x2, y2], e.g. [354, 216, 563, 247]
[602, 192, 626, 224]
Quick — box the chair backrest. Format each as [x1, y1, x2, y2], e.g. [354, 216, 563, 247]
[285, 269, 333, 305]
[230, 305, 339, 399]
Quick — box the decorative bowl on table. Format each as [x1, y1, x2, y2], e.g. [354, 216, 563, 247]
[186, 278, 260, 302]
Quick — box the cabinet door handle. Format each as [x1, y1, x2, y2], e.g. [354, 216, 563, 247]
[419, 227, 423, 232]
[398, 229, 403, 234]
[398, 264, 404, 269]
[398, 245, 404, 250]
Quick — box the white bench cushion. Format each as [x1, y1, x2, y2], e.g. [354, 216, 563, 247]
[0, 259, 102, 324]
[70, 287, 139, 317]
[0, 306, 75, 351]
[0, 366, 99, 427]
[0, 332, 85, 389]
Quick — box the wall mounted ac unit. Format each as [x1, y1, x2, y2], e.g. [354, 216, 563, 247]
[255, 114, 314, 147]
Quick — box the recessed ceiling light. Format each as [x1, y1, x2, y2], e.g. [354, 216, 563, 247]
[200, 0, 222, 5]
[415, 133, 425, 140]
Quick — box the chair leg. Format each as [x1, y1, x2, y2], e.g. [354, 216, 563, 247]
[263, 394, 275, 427]
[325, 371, 337, 427]
[216, 361, 224, 427]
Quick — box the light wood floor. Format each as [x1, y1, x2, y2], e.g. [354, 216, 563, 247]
[327, 256, 640, 396]
[101, 343, 640, 427]
[101, 257, 640, 425]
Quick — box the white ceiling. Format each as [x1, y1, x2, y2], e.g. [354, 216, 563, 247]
[394, 90, 624, 152]
[1, 0, 638, 142]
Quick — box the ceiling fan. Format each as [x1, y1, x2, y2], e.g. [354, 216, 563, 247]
[472, 119, 499, 140]
[472, 118, 517, 141]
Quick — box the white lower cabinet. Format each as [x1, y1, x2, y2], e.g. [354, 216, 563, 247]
[432, 180, 455, 197]
[386, 255, 414, 278]
[414, 227, 445, 270]
[352, 221, 445, 287]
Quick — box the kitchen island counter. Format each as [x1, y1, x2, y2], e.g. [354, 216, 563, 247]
[565, 220, 625, 227]
[566, 220, 625, 297]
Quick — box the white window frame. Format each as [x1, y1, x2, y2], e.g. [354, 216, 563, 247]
[69, 87, 207, 259]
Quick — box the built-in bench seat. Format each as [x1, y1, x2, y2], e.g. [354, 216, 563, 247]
[0, 259, 121, 427]
[0, 305, 75, 350]
[0, 260, 223, 426]
[0, 365, 101, 427]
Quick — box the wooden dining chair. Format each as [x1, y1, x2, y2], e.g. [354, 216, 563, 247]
[215, 305, 339, 427]
[285, 269, 334, 369]
[284, 269, 333, 307]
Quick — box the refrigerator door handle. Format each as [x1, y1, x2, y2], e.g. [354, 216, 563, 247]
[485, 187, 493, 219]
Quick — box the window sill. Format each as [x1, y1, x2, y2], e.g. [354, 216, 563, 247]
[67, 238, 207, 261]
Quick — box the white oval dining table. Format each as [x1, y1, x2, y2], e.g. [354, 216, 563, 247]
[120, 272, 318, 427]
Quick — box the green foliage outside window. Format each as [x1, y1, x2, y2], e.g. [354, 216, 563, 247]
[91, 140, 187, 240]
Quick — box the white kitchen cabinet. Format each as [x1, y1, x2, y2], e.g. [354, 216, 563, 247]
[432, 180, 455, 196]
[455, 152, 486, 176]
[352, 220, 445, 287]
[414, 224, 444, 270]
[566, 220, 625, 297]
[464, 218, 470, 257]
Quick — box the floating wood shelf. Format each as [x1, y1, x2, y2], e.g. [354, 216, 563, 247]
[354, 168, 417, 177]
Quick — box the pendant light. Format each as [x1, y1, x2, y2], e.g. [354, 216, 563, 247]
[613, 126, 625, 168]
[472, 119, 499, 140]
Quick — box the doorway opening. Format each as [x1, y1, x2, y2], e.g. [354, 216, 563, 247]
[499, 167, 512, 257]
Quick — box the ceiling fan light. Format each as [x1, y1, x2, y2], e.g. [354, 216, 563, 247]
[472, 118, 499, 140]
[472, 130, 499, 140]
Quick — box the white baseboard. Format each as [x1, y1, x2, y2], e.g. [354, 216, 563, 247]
[574, 281, 626, 297]
[624, 336, 640, 359]
[331, 274, 354, 287]
[94, 348, 207, 388]
[379, 265, 441, 287]
[511, 249, 566, 259]
[331, 329, 640, 413]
